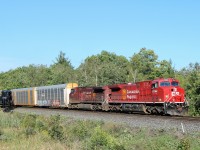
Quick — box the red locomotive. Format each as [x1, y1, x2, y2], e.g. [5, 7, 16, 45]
[69, 78, 188, 115]
[69, 87, 104, 110]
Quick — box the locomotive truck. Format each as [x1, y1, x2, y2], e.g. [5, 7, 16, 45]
[0, 78, 188, 116]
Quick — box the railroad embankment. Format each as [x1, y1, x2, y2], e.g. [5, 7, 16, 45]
[0, 109, 200, 150]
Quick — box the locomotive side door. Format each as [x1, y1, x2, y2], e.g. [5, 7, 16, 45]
[151, 82, 158, 102]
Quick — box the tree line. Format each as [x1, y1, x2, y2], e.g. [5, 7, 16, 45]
[0, 48, 199, 115]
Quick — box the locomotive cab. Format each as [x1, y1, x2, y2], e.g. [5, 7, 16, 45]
[152, 79, 184, 103]
[151, 78, 188, 115]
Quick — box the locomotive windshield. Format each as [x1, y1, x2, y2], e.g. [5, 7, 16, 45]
[160, 81, 170, 87]
[171, 81, 179, 86]
[160, 81, 179, 87]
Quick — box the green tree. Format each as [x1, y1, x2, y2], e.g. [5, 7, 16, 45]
[155, 59, 175, 78]
[185, 63, 200, 115]
[130, 48, 175, 81]
[53, 51, 71, 66]
[77, 51, 130, 86]
[0, 65, 51, 89]
[50, 51, 75, 84]
[130, 48, 159, 81]
[25, 65, 51, 87]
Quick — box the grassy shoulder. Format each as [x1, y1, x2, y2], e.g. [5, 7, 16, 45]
[0, 110, 199, 150]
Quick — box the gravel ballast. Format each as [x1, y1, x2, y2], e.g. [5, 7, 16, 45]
[14, 107, 200, 133]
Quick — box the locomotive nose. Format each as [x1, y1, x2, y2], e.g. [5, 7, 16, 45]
[163, 86, 188, 116]
[171, 87, 185, 102]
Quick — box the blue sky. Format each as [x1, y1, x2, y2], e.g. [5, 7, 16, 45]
[0, 0, 199, 72]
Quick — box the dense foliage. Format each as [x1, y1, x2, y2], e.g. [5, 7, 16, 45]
[177, 63, 200, 115]
[77, 51, 130, 86]
[0, 49, 199, 115]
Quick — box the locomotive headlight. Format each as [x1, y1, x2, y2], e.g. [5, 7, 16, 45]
[166, 95, 169, 99]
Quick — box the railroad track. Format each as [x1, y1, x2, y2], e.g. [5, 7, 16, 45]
[164, 115, 200, 121]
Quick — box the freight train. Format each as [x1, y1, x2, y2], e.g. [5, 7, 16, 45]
[0, 78, 188, 115]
